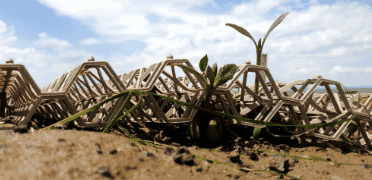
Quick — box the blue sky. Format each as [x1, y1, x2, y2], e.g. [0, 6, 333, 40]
[0, 0, 371, 89]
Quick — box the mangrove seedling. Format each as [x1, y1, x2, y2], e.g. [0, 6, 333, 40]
[225, 12, 289, 139]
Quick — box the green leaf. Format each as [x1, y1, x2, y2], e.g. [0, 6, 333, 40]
[225, 23, 257, 48]
[215, 64, 235, 79]
[211, 63, 218, 78]
[262, 12, 289, 47]
[257, 38, 262, 49]
[214, 64, 238, 88]
[42, 90, 132, 131]
[103, 91, 137, 133]
[210, 63, 218, 87]
[199, 54, 209, 72]
[206, 65, 213, 79]
[252, 127, 261, 139]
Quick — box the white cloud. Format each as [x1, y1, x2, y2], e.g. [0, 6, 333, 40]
[0, 23, 17, 46]
[329, 65, 364, 75]
[52, 62, 78, 74]
[0, 21, 8, 34]
[0, 20, 45, 67]
[4, 0, 372, 88]
[34, 34, 71, 50]
[350, 29, 372, 43]
[328, 47, 347, 57]
[80, 38, 99, 45]
[39, 32, 48, 39]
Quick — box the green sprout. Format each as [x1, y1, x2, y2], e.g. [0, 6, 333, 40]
[171, 54, 239, 141]
[173, 54, 238, 103]
[226, 12, 289, 139]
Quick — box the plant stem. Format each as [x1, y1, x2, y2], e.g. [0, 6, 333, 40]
[254, 49, 262, 100]
[252, 49, 263, 140]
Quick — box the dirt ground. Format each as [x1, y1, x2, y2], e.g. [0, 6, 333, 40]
[0, 122, 372, 180]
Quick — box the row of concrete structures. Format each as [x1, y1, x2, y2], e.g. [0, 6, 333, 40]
[0, 54, 218, 130]
[1, 54, 372, 150]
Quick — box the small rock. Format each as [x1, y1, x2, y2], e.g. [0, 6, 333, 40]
[233, 145, 242, 152]
[242, 148, 259, 161]
[182, 153, 195, 165]
[143, 151, 156, 159]
[334, 147, 343, 153]
[136, 157, 144, 162]
[288, 156, 298, 167]
[128, 142, 136, 146]
[234, 137, 243, 143]
[326, 158, 331, 161]
[107, 150, 117, 154]
[57, 138, 66, 143]
[275, 144, 290, 152]
[360, 164, 369, 169]
[175, 146, 190, 155]
[203, 159, 214, 164]
[196, 167, 203, 172]
[172, 147, 195, 166]
[229, 149, 242, 164]
[270, 157, 290, 173]
[164, 146, 175, 156]
[173, 154, 183, 164]
[277, 174, 284, 179]
[95, 143, 103, 155]
[96, 166, 113, 179]
[322, 171, 330, 175]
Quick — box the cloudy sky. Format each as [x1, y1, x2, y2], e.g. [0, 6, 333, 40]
[0, 0, 371, 90]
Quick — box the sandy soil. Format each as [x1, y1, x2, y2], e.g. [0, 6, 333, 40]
[0, 124, 372, 180]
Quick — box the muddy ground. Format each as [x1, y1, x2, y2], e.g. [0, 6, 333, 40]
[0, 118, 371, 180]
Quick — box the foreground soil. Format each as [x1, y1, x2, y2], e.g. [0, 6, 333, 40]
[0, 126, 371, 180]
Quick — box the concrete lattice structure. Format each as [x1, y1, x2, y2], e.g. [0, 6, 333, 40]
[0, 55, 372, 150]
